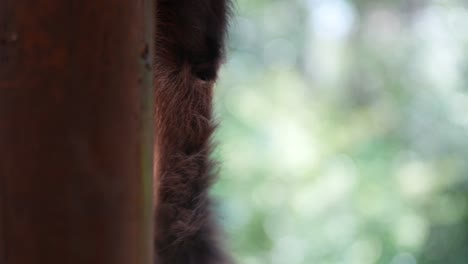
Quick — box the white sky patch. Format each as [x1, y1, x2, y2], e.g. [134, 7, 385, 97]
[309, 0, 357, 41]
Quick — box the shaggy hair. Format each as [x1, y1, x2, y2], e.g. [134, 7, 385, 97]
[153, 0, 231, 263]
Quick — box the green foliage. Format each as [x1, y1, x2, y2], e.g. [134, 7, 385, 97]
[213, 0, 468, 263]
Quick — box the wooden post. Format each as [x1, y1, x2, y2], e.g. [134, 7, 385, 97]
[0, 0, 154, 263]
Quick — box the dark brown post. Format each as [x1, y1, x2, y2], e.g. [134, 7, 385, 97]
[0, 0, 154, 263]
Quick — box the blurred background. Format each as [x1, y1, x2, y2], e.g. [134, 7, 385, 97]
[212, 0, 468, 263]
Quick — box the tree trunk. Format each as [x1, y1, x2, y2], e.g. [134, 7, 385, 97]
[0, 0, 154, 263]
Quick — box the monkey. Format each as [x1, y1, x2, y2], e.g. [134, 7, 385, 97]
[153, 0, 232, 263]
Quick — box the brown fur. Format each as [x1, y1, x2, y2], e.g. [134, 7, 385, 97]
[153, 0, 231, 263]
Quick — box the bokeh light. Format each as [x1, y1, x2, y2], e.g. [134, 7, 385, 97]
[213, 0, 468, 263]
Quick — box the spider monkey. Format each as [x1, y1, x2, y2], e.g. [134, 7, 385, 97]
[153, 0, 232, 263]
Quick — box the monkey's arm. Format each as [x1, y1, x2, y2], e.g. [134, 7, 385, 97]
[153, 0, 231, 263]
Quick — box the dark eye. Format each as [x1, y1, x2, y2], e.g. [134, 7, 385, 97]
[192, 61, 217, 81]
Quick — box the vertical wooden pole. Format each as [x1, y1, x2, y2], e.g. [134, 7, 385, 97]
[0, 0, 154, 263]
